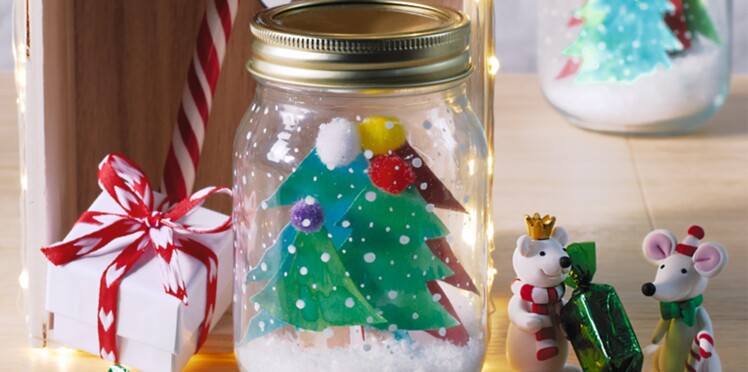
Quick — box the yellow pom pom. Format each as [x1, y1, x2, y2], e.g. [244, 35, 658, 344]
[358, 116, 407, 155]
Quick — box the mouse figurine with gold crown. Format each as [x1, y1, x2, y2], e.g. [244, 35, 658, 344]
[507, 214, 643, 372]
[507, 213, 580, 372]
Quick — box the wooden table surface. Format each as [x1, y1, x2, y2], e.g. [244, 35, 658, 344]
[1, 73, 746, 371]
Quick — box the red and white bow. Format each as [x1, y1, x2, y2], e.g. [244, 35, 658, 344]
[42, 153, 231, 363]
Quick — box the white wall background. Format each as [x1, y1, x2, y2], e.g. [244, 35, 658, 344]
[0, 0, 745, 73]
[0, 0, 12, 71]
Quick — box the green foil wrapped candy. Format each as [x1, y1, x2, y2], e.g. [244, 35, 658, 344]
[108, 365, 130, 372]
[561, 242, 643, 372]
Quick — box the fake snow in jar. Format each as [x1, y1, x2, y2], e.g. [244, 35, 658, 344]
[538, 0, 731, 134]
[232, 1, 489, 371]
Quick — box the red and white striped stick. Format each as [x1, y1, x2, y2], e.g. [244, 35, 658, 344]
[686, 331, 715, 371]
[161, 0, 239, 200]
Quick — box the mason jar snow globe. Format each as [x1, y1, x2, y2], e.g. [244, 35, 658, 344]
[232, 1, 490, 371]
[538, 0, 731, 134]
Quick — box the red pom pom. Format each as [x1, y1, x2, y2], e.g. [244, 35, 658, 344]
[369, 154, 415, 194]
[688, 225, 705, 240]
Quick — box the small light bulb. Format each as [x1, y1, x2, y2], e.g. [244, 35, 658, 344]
[16, 65, 27, 89]
[488, 56, 500, 75]
[18, 270, 29, 290]
[487, 266, 498, 287]
[461, 210, 477, 246]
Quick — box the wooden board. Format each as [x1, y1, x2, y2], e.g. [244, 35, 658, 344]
[58, 0, 261, 221]
[2, 74, 747, 370]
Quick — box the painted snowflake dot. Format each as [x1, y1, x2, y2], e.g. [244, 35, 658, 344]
[296, 299, 306, 309]
[290, 197, 324, 232]
[364, 253, 376, 263]
[369, 154, 415, 194]
[322, 328, 334, 338]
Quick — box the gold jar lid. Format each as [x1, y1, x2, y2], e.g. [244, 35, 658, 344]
[249, 0, 472, 89]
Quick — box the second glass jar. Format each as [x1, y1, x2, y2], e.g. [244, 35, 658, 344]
[538, 0, 731, 134]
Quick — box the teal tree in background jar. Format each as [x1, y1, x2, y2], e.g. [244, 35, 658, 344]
[232, 1, 490, 371]
[539, 0, 732, 134]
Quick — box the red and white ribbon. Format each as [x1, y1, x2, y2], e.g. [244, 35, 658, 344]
[42, 153, 231, 363]
[161, 0, 239, 200]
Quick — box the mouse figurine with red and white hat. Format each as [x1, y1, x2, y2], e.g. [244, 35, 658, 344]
[641, 225, 728, 372]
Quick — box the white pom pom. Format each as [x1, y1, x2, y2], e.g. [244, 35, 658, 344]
[316, 118, 361, 169]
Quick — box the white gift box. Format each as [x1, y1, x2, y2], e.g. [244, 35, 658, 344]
[45, 191, 234, 372]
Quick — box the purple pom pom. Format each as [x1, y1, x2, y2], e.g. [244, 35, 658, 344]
[290, 196, 325, 232]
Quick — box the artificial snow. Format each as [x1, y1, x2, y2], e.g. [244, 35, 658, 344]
[236, 334, 485, 372]
[315, 118, 362, 169]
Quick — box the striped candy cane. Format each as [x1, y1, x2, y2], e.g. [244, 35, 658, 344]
[686, 331, 715, 372]
[161, 0, 239, 200]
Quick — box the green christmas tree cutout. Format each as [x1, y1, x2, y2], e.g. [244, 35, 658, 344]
[354, 116, 478, 344]
[683, 0, 720, 43]
[246, 223, 297, 283]
[244, 225, 385, 342]
[562, 0, 683, 83]
[262, 148, 370, 248]
[244, 116, 478, 345]
[336, 185, 459, 331]
[666, 0, 720, 51]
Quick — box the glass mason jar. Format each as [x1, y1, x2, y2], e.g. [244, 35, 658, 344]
[417, 0, 496, 139]
[416, 0, 498, 289]
[232, 1, 490, 371]
[258, 0, 498, 288]
[538, 0, 732, 134]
